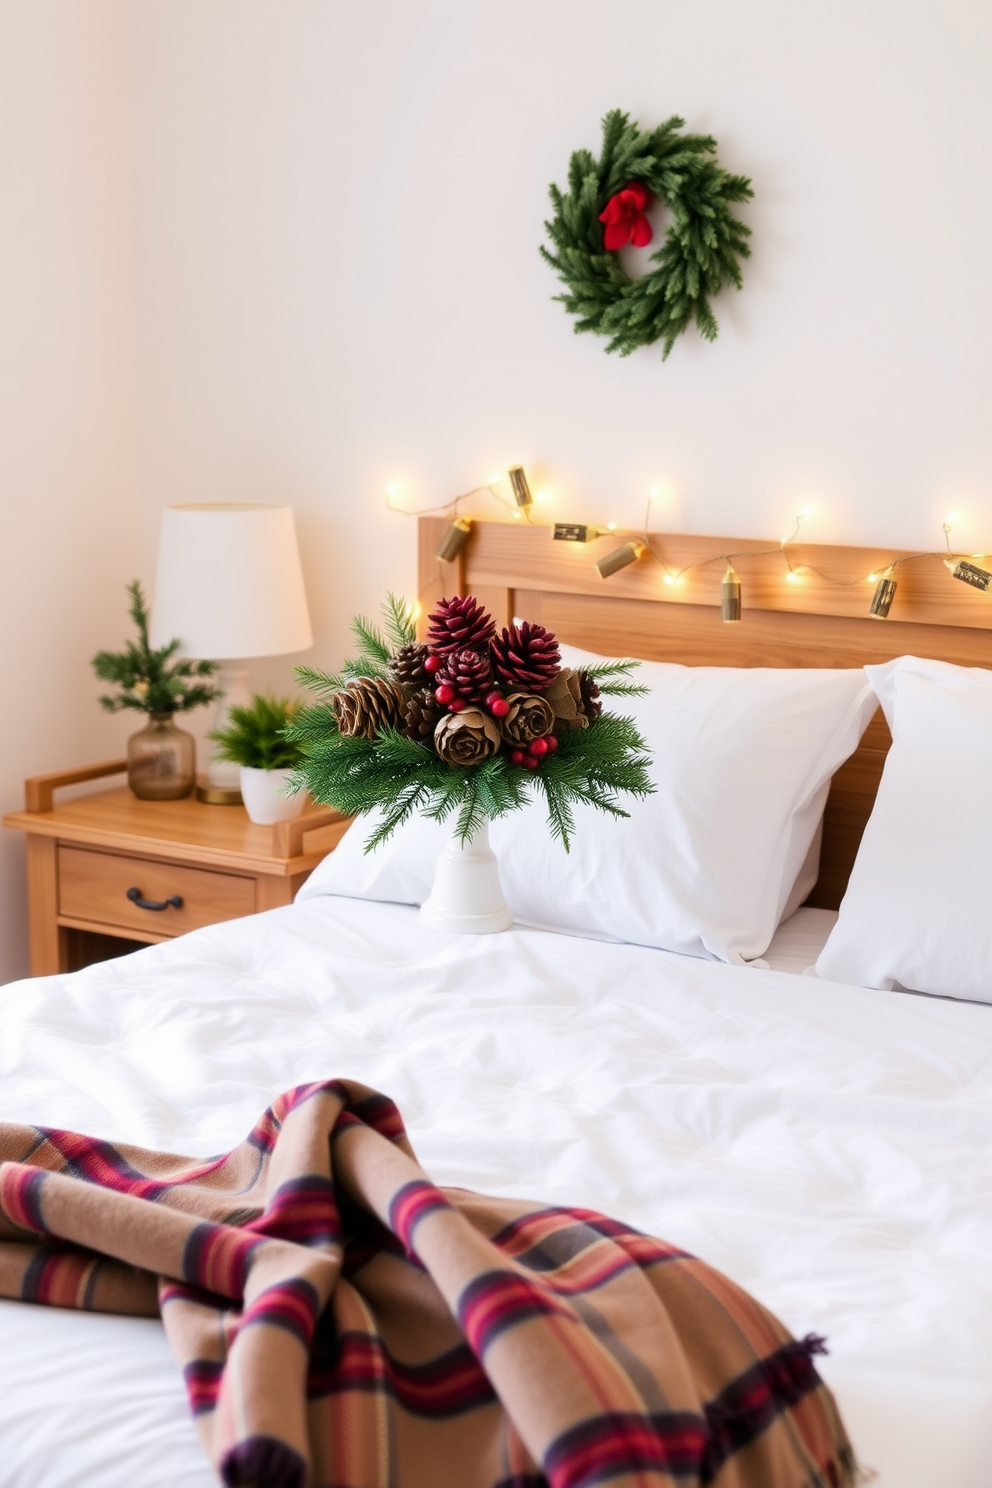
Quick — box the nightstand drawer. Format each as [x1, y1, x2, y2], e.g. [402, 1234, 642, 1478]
[57, 846, 255, 937]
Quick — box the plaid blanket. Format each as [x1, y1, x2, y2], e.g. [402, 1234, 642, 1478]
[0, 1080, 856, 1488]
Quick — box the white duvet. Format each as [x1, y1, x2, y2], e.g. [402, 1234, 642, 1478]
[1, 897, 991, 1488]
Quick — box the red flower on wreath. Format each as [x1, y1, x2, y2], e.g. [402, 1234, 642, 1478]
[598, 182, 653, 251]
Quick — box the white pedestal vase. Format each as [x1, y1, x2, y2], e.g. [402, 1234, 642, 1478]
[419, 820, 513, 934]
[239, 766, 305, 826]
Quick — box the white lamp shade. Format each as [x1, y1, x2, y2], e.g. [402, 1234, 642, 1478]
[150, 503, 314, 659]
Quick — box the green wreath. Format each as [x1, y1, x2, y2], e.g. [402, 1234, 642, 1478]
[541, 110, 753, 360]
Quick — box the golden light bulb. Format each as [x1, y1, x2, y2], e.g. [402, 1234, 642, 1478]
[488, 472, 501, 485]
[867, 573, 877, 583]
[535, 491, 549, 503]
[786, 571, 802, 584]
[607, 521, 617, 531]
[385, 483, 397, 499]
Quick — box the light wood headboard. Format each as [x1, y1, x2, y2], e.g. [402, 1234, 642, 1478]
[418, 517, 992, 909]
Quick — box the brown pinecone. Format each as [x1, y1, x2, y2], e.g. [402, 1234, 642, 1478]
[544, 668, 588, 730]
[330, 676, 406, 739]
[426, 595, 495, 656]
[437, 646, 493, 703]
[490, 622, 561, 691]
[577, 669, 602, 722]
[500, 691, 555, 747]
[434, 707, 501, 767]
[400, 687, 442, 741]
[389, 642, 430, 688]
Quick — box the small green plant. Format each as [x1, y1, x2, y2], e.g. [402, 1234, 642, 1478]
[210, 694, 303, 771]
[92, 580, 219, 715]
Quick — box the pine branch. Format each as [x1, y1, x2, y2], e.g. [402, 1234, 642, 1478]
[350, 614, 392, 668]
[92, 581, 220, 715]
[581, 658, 649, 697]
[382, 593, 418, 651]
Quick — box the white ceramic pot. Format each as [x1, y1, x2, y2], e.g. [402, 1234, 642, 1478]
[238, 766, 305, 826]
[419, 820, 513, 934]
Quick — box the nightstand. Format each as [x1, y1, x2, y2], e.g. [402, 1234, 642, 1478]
[3, 760, 350, 976]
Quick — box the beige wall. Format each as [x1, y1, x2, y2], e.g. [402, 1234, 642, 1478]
[0, 1, 136, 981]
[129, 0, 992, 674]
[3, 1, 991, 977]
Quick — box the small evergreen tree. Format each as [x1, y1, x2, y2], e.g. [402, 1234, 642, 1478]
[92, 581, 219, 715]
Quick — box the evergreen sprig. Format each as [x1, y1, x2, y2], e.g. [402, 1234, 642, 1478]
[541, 109, 753, 359]
[294, 591, 416, 698]
[287, 703, 654, 852]
[210, 694, 303, 771]
[92, 580, 219, 715]
[583, 658, 650, 698]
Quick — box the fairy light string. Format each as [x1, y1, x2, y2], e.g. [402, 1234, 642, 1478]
[385, 471, 991, 621]
[630, 499, 991, 619]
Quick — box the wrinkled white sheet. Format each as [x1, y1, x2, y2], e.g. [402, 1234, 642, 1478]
[1, 897, 990, 1488]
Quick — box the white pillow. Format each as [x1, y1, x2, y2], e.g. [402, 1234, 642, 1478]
[816, 656, 992, 1001]
[299, 651, 875, 964]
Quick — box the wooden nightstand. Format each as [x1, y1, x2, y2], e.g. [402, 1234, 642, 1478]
[3, 760, 350, 976]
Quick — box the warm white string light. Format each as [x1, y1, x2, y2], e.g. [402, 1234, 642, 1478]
[388, 474, 992, 623]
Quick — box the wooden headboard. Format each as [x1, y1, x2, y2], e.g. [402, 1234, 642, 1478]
[418, 517, 992, 909]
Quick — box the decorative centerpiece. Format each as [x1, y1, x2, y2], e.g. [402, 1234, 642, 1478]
[209, 694, 305, 826]
[92, 581, 219, 801]
[290, 595, 652, 932]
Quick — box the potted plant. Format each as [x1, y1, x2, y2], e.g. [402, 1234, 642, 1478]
[210, 694, 306, 825]
[92, 581, 219, 800]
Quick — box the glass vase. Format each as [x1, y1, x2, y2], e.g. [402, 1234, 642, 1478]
[127, 713, 196, 801]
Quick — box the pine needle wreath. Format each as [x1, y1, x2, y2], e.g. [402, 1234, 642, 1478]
[541, 109, 753, 359]
[289, 595, 654, 851]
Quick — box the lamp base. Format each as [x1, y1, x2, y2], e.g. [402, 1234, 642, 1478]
[196, 782, 244, 806]
[204, 662, 251, 792]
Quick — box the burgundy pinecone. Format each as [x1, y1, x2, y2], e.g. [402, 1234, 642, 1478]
[389, 641, 430, 688]
[577, 669, 602, 721]
[490, 621, 561, 692]
[437, 646, 493, 703]
[426, 595, 495, 656]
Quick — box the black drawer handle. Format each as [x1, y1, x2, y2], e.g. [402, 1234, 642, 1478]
[126, 886, 184, 913]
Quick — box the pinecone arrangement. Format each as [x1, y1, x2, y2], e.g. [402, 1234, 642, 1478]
[324, 594, 605, 773]
[290, 590, 652, 853]
[420, 597, 570, 771]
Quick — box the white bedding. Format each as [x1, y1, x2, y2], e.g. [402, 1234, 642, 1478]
[1, 897, 991, 1487]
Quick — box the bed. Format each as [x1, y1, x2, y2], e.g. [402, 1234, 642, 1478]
[2, 517, 992, 1488]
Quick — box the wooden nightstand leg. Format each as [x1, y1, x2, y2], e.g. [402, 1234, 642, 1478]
[26, 836, 67, 976]
[256, 877, 294, 914]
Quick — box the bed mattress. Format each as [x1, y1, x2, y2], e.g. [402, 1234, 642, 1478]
[1, 899, 990, 1487]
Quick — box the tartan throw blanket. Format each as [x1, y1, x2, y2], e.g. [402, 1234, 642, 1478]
[0, 1080, 857, 1488]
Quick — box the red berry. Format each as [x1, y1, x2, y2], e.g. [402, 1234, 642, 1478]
[424, 654, 442, 674]
[522, 754, 540, 770]
[528, 736, 549, 757]
[434, 683, 454, 704]
[448, 695, 466, 712]
[545, 734, 559, 753]
[490, 697, 510, 718]
[510, 748, 526, 766]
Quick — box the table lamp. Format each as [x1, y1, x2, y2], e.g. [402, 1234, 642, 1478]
[150, 502, 314, 803]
